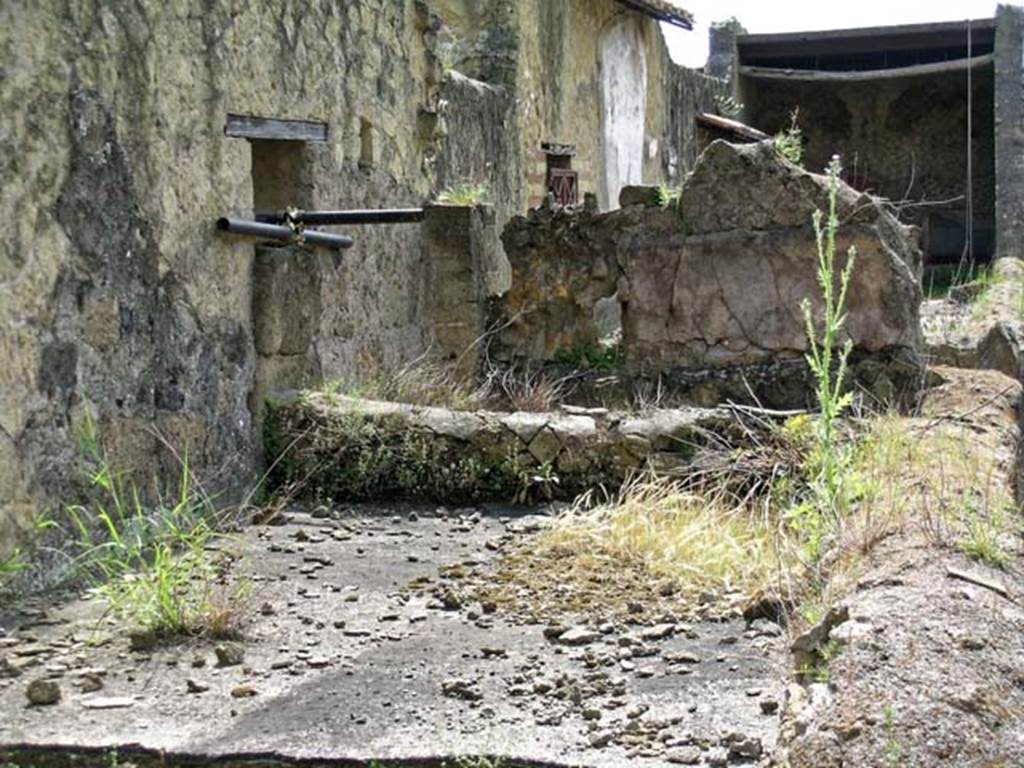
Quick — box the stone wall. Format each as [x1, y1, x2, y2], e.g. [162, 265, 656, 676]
[0, 0, 451, 556]
[0, 0, 726, 558]
[422, 204, 508, 371]
[995, 3, 1024, 259]
[435, 72, 524, 230]
[267, 392, 735, 503]
[493, 141, 925, 407]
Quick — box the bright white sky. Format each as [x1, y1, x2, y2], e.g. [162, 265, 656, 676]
[662, 1, 1009, 68]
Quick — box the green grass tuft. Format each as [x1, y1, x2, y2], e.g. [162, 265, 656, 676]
[437, 183, 489, 206]
[64, 411, 249, 641]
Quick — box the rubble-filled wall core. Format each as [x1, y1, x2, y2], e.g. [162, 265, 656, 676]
[494, 141, 925, 408]
[0, 0, 723, 558]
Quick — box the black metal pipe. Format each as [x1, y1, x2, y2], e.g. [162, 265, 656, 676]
[254, 208, 425, 226]
[216, 217, 354, 250]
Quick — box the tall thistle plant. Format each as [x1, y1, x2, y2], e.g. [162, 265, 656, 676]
[797, 156, 857, 562]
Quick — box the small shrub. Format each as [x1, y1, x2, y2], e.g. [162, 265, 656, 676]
[437, 183, 489, 206]
[773, 108, 803, 166]
[552, 341, 625, 371]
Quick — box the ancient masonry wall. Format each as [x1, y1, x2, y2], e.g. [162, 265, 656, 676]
[0, 0, 726, 557]
[493, 141, 925, 409]
[434, 0, 729, 211]
[268, 393, 734, 503]
[0, 1, 449, 555]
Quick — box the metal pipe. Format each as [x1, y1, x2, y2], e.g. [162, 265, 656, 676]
[254, 208, 425, 226]
[216, 217, 354, 250]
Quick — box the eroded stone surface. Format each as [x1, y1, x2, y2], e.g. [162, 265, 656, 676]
[267, 393, 735, 503]
[495, 141, 924, 404]
[0, 505, 786, 768]
[777, 367, 1024, 767]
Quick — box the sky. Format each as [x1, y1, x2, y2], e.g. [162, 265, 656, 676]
[661, 1, 1008, 68]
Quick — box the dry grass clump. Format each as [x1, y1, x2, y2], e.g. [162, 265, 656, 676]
[479, 365, 575, 412]
[324, 354, 486, 411]
[487, 406, 1018, 625]
[325, 355, 579, 414]
[544, 477, 794, 604]
[848, 415, 1017, 569]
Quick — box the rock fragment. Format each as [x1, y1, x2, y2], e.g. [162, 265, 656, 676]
[26, 679, 61, 706]
[215, 643, 245, 667]
[557, 626, 601, 646]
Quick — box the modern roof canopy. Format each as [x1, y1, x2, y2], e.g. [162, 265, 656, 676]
[616, 0, 693, 30]
[737, 18, 995, 73]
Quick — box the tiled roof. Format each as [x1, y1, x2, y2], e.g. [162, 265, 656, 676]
[616, 0, 694, 30]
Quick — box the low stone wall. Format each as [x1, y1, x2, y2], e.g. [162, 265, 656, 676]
[266, 393, 735, 503]
[492, 140, 925, 407]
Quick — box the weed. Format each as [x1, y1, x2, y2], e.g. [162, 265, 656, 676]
[773, 109, 803, 166]
[552, 341, 625, 371]
[714, 94, 744, 119]
[65, 412, 248, 641]
[958, 502, 1012, 569]
[0, 549, 27, 593]
[841, 413, 1016, 572]
[922, 262, 991, 300]
[437, 40, 460, 75]
[437, 183, 489, 206]
[655, 183, 681, 209]
[514, 460, 560, 504]
[793, 155, 857, 565]
[883, 704, 903, 766]
[795, 635, 841, 683]
[965, 266, 1005, 319]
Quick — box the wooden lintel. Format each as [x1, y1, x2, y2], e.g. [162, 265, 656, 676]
[225, 114, 329, 142]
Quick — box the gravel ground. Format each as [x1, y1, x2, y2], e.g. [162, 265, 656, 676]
[0, 503, 786, 768]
